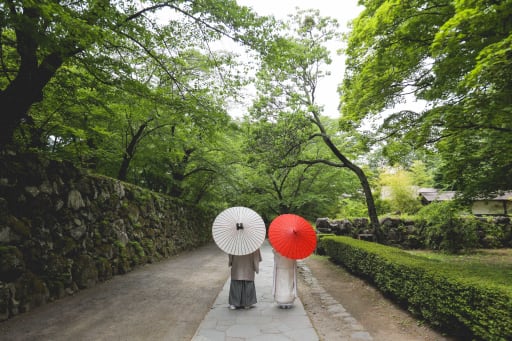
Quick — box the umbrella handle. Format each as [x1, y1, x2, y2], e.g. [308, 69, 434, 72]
[236, 223, 244, 230]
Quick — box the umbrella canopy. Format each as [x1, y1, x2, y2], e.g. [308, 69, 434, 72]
[269, 214, 317, 259]
[212, 206, 266, 255]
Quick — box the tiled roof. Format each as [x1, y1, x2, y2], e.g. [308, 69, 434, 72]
[419, 190, 456, 202]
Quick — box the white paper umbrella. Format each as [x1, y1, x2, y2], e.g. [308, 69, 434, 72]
[212, 206, 266, 255]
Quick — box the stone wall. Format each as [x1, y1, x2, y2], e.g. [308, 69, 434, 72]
[0, 152, 213, 321]
[316, 216, 512, 250]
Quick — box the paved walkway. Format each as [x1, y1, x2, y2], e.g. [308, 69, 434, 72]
[192, 240, 319, 341]
[0, 240, 373, 340]
[0, 243, 230, 341]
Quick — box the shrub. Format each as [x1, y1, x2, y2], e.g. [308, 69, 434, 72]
[416, 202, 478, 253]
[336, 197, 368, 218]
[320, 236, 512, 340]
[379, 168, 422, 214]
[478, 218, 505, 248]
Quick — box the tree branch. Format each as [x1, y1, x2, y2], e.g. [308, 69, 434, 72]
[289, 159, 346, 168]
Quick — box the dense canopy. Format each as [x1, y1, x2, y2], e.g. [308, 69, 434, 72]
[1, 0, 511, 220]
[341, 0, 512, 198]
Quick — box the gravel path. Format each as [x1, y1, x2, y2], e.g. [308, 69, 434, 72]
[0, 243, 229, 341]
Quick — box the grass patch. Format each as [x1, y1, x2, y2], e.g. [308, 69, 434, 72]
[406, 249, 512, 288]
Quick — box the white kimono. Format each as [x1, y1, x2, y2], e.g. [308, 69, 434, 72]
[272, 250, 297, 305]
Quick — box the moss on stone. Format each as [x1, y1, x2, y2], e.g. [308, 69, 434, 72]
[55, 236, 78, 256]
[97, 243, 114, 259]
[71, 255, 98, 289]
[46, 279, 66, 299]
[114, 241, 131, 273]
[141, 238, 156, 257]
[14, 272, 49, 313]
[0, 246, 25, 282]
[0, 282, 11, 321]
[7, 215, 31, 238]
[43, 254, 72, 284]
[96, 257, 113, 281]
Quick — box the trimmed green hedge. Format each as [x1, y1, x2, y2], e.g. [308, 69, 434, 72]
[319, 236, 512, 341]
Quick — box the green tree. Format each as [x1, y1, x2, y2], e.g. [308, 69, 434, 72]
[379, 167, 422, 214]
[0, 0, 272, 147]
[252, 10, 381, 229]
[128, 107, 231, 200]
[20, 50, 240, 211]
[409, 160, 435, 187]
[238, 115, 352, 221]
[5, 3, 263, 204]
[341, 0, 512, 198]
[23, 64, 121, 168]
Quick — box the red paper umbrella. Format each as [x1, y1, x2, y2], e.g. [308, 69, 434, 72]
[268, 214, 317, 259]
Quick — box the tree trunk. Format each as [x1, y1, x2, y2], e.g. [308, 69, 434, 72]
[118, 123, 148, 181]
[311, 112, 380, 231]
[324, 135, 380, 230]
[349, 162, 380, 230]
[0, 47, 63, 148]
[0, 80, 43, 147]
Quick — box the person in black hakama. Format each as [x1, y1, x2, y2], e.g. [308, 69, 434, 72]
[228, 249, 262, 309]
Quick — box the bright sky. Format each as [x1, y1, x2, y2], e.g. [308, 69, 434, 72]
[227, 0, 364, 118]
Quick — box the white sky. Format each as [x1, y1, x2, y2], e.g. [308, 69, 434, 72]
[225, 0, 364, 118]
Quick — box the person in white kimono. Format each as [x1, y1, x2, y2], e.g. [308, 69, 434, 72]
[228, 249, 262, 310]
[272, 249, 297, 309]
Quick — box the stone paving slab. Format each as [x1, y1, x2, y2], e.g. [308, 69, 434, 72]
[192, 240, 319, 341]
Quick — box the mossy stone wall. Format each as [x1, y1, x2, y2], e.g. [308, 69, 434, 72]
[0, 152, 213, 321]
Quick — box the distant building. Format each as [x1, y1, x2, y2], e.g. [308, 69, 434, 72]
[417, 188, 456, 205]
[380, 186, 456, 203]
[418, 188, 511, 216]
[471, 192, 512, 216]
[382, 186, 511, 216]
